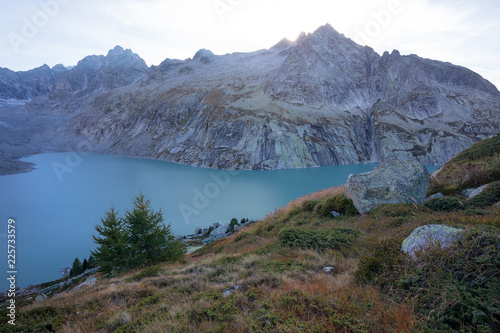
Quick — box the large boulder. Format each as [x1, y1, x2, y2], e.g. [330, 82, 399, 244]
[203, 224, 230, 244]
[210, 223, 229, 238]
[402, 224, 463, 258]
[344, 157, 429, 214]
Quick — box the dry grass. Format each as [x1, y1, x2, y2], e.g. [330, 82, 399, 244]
[3, 185, 499, 332]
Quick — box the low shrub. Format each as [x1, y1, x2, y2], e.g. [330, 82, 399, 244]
[424, 197, 467, 212]
[262, 259, 309, 274]
[315, 194, 358, 217]
[278, 227, 360, 251]
[301, 199, 319, 212]
[468, 181, 500, 208]
[354, 238, 405, 286]
[126, 265, 163, 282]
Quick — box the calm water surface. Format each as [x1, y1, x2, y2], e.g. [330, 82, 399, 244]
[0, 153, 433, 289]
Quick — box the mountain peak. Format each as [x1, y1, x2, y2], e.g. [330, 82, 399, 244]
[106, 45, 127, 57]
[312, 23, 343, 38]
[193, 49, 214, 60]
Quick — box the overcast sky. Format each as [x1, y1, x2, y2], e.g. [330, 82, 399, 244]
[1, 0, 499, 88]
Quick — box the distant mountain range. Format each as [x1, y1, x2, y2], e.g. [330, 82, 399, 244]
[1, 24, 499, 173]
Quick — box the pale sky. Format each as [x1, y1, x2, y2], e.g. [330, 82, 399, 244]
[1, 0, 499, 88]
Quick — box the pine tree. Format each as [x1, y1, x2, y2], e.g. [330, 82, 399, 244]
[91, 207, 128, 276]
[87, 254, 96, 269]
[229, 218, 239, 232]
[71, 258, 82, 277]
[82, 258, 88, 272]
[125, 193, 185, 268]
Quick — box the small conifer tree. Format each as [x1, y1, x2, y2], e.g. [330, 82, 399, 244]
[91, 207, 129, 276]
[125, 193, 185, 268]
[70, 258, 82, 277]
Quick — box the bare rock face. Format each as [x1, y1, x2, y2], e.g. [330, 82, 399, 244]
[344, 157, 429, 214]
[2, 25, 500, 172]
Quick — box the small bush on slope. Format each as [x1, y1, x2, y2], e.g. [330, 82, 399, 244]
[424, 196, 468, 212]
[278, 227, 360, 251]
[315, 194, 358, 217]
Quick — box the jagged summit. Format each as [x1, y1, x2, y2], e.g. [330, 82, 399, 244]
[107, 45, 125, 55]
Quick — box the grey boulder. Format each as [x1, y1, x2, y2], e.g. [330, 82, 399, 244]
[203, 223, 230, 244]
[468, 184, 488, 198]
[210, 224, 229, 238]
[401, 224, 463, 258]
[425, 193, 444, 202]
[344, 157, 429, 214]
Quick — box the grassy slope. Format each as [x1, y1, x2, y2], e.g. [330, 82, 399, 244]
[429, 134, 500, 196]
[2, 187, 499, 332]
[2, 137, 500, 332]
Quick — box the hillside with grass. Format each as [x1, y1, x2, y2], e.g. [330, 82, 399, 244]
[2, 139, 500, 332]
[429, 133, 500, 196]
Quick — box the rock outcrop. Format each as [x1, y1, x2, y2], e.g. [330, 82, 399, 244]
[344, 157, 429, 214]
[2, 24, 500, 173]
[402, 224, 463, 258]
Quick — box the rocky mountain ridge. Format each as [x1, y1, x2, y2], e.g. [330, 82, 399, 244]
[0, 64, 67, 103]
[1, 24, 499, 172]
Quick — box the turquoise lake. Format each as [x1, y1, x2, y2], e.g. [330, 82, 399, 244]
[0, 153, 436, 290]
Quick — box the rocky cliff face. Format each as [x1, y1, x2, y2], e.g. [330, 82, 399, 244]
[4, 24, 500, 171]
